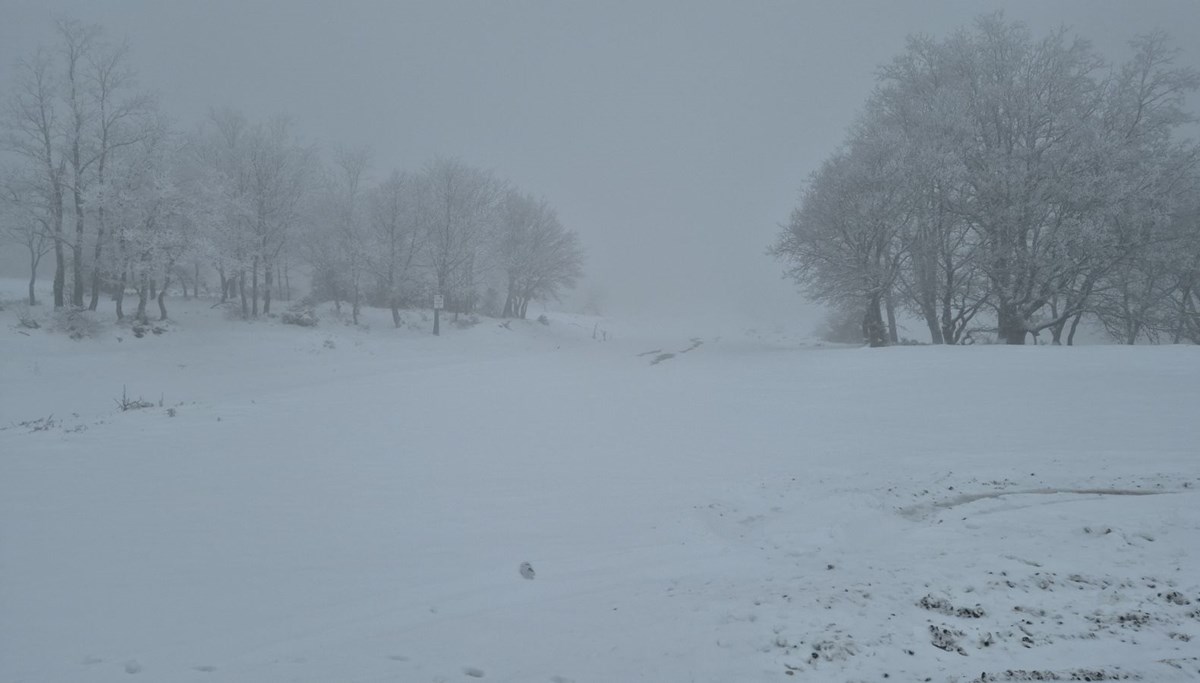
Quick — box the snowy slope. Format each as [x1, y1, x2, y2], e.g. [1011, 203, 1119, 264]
[2, 288, 1198, 683]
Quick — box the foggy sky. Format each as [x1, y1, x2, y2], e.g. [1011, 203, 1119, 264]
[2, 0, 1198, 326]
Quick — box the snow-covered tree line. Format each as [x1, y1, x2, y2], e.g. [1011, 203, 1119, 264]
[772, 15, 1200, 346]
[299, 153, 584, 332]
[1, 18, 584, 329]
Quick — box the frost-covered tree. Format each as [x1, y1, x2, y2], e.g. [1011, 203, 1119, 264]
[872, 38, 988, 344]
[190, 108, 254, 307]
[771, 125, 910, 347]
[57, 18, 103, 308]
[0, 172, 54, 306]
[493, 190, 584, 319]
[319, 147, 371, 324]
[91, 125, 207, 322]
[776, 15, 1199, 345]
[3, 48, 69, 308]
[191, 110, 311, 318]
[417, 158, 501, 335]
[245, 117, 311, 317]
[367, 169, 426, 327]
[4, 17, 155, 312]
[1085, 33, 1200, 344]
[83, 35, 156, 311]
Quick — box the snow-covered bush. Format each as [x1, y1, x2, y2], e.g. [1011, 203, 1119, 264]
[51, 307, 102, 340]
[282, 308, 318, 327]
[16, 304, 40, 329]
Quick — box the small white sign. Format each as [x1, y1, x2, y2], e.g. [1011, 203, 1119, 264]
[433, 295, 444, 310]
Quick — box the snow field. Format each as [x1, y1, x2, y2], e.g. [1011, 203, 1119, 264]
[2, 284, 1198, 682]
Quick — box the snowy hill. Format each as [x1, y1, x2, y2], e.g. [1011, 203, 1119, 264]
[2, 285, 1198, 682]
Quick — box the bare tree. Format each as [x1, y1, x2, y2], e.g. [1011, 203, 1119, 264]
[57, 18, 103, 308]
[0, 172, 54, 306]
[85, 37, 156, 311]
[4, 49, 68, 308]
[328, 147, 370, 324]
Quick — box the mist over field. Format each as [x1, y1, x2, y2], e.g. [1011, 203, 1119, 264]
[2, 2, 1199, 682]
[2, 1, 1195, 331]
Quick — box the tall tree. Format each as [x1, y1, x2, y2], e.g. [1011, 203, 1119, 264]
[0, 171, 54, 306]
[771, 126, 910, 347]
[367, 169, 425, 327]
[778, 15, 1200, 345]
[494, 190, 584, 319]
[85, 37, 156, 311]
[57, 18, 102, 308]
[418, 158, 500, 335]
[4, 49, 68, 308]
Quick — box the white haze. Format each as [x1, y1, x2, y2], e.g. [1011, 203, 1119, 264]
[1, 0, 1198, 329]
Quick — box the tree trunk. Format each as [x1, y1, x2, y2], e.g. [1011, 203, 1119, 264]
[251, 256, 259, 317]
[283, 261, 291, 301]
[158, 276, 170, 320]
[53, 236, 65, 309]
[502, 289, 514, 318]
[218, 267, 228, 303]
[433, 307, 440, 336]
[115, 268, 126, 320]
[239, 270, 248, 319]
[135, 274, 149, 324]
[1067, 311, 1085, 346]
[1125, 322, 1140, 346]
[1049, 319, 1065, 345]
[391, 303, 401, 328]
[997, 304, 1026, 345]
[87, 211, 105, 311]
[263, 260, 273, 315]
[72, 191, 85, 307]
[920, 301, 943, 344]
[885, 291, 899, 344]
[863, 293, 887, 347]
[27, 249, 42, 307]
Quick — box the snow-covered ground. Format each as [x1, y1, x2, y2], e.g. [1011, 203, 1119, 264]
[2, 281, 1198, 682]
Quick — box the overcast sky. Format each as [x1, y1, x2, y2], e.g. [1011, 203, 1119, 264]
[2, 0, 1198, 327]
